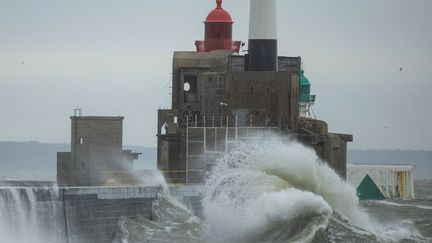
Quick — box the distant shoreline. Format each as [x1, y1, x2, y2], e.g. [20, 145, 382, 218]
[1, 141, 431, 179]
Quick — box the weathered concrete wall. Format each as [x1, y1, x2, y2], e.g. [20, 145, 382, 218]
[63, 187, 159, 243]
[0, 186, 201, 243]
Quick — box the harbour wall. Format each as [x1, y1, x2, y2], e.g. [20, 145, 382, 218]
[0, 186, 201, 243]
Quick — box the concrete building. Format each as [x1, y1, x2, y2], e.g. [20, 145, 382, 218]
[347, 164, 415, 199]
[57, 114, 140, 186]
[156, 1, 352, 184]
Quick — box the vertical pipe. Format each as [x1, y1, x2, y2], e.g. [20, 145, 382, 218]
[214, 127, 217, 152]
[248, 0, 278, 71]
[204, 124, 207, 171]
[235, 116, 238, 143]
[186, 119, 189, 185]
[225, 116, 229, 153]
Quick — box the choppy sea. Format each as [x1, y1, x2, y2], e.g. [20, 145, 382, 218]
[114, 139, 432, 243]
[1, 138, 431, 243]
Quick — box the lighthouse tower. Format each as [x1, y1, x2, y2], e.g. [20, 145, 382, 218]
[195, 0, 242, 52]
[157, 0, 353, 184]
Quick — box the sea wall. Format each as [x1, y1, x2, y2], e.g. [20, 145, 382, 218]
[0, 186, 201, 243]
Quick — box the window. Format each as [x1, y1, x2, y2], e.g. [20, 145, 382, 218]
[184, 75, 198, 103]
[160, 123, 167, 135]
[79, 137, 83, 145]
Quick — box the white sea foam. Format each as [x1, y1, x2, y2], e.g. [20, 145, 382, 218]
[111, 135, 431, 242]
[374, 200, 432, 210]
[201, 137, 424, 242]
[0, 187, 63, 243]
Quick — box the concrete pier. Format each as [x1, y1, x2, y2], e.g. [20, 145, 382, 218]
[0, 186, 201, 243]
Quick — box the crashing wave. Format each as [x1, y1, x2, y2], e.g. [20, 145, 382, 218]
[115, 138, 430, 243]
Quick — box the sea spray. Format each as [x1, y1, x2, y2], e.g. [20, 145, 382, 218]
[204, 137, 432, 242]
[113, 191, 203, 243]
[202, 138, 373, 242]
[0, 187, 64, 243]
[112, 172, 203, 243]
[113, 137, 430, 242]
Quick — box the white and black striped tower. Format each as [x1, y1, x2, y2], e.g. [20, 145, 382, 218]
[248, 0, 278, 71]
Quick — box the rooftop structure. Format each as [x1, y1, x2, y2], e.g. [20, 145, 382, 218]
[299, 70, 316, 118]
[195, 0, 242, 53]
[57, 113, 140, 186]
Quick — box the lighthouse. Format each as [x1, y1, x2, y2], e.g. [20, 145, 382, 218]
[247, 0, 278, 71]
[195, 0, 242, 53]
[157, 0, 353, 184]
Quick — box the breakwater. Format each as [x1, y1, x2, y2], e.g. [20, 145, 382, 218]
[0, 186, 201, 243]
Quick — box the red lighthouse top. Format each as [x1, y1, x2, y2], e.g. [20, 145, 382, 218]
[195, 0, 242, 53]
[205, 0, 233, 23]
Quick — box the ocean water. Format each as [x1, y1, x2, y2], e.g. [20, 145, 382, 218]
[114, 139, 432, 243]
[1, 138, 431, 242]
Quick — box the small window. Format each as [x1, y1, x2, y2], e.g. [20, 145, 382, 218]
[183, 75, 198, 103]
[174, 116, 178, 124]
[79, 137, 83, 145]
[161, 123, 167, 135]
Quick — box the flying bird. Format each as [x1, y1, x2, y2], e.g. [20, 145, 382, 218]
[19, 60, 25, 66]
[399, 67, 403, 72]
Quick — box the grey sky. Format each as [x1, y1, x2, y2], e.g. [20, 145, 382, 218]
[0, 0, 431, 149]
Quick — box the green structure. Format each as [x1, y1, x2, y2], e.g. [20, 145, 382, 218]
[299, 70, 315, 103]
[356, 174, 385, 200]
[298, 70, 316, 118]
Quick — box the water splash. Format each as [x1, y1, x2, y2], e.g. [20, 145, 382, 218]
[115, 137, 430, 242]
[202, 138, 432, 242]
[202, 138, 367, 242]
[114, 192, 203, 243]
[0, 187, 64, 243]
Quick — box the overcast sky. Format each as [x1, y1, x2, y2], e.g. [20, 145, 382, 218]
[1, 0, 431, 150]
